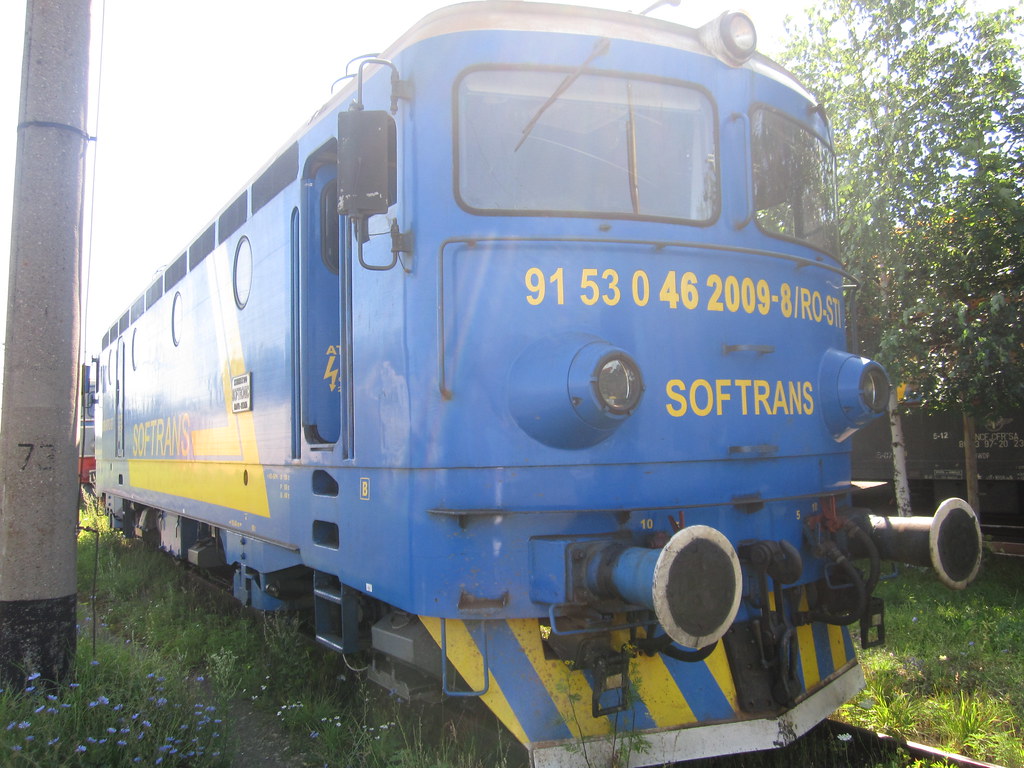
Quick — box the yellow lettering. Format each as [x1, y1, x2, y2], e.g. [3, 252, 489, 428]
[734, 379, 752, 415]
[754, 380, 772, 415]
[666, 380, 688, 417]
[663, 378, 815, 419]
[690, 379, 713, 416]
[773, 380, 790, 415]
[803, 382, 815, 415]
[179, 413, 192, 456]
[154, 419, 166, 456]
[715, 379, 732, 416]
[788, 381, 803, 414]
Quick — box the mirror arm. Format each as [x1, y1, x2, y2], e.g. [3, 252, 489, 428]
[352, 58, 410, 114]
[352, 219, 399, 272]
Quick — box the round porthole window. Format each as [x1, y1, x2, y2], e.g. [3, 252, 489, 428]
[234, 237, 253, 309]
[171, 291, 183, 347]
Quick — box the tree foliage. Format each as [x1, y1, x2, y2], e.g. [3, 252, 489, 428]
[781, 0, 1024, 417]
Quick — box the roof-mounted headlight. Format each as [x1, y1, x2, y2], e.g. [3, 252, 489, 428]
[698, 11, 757, 67]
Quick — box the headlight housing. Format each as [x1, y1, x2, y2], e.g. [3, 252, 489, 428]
[818, 349, 890, 441]
[698, 11, 757, 67]
[509, 334, 644, 449]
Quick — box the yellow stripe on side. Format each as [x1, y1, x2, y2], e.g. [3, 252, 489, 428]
[507, 621, 611, 738]
[796, 589, 821, 689]
[828, 624, 850, 671]
[420, 617, 529, 746]
[609, 628, 712, 726]
[631, 652, 700, 726]
[127, 246, 272, 520]
[128, 459, 271, 518]
[702, 643, 739, 713]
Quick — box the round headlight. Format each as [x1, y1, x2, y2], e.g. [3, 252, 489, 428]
[722, 12, 757, 62]
[860, 366, 890, 414]
[699, 11, 757, 67]
[595, 355, 643, 414]
[509, 335, 644, 448]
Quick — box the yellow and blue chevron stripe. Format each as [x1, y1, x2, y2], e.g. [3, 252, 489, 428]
[422, 606, 857, 752]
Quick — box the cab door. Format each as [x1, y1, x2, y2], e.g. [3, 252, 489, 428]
[298, 142, 350, 457]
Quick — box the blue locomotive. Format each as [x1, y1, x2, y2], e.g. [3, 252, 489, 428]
[95, 3, 983, 764]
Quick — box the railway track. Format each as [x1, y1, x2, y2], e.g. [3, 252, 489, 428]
[822, 720, 1006, 768]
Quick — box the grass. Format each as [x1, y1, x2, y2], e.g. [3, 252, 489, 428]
[836, 554, 1024, 767]
[0, 497, 512, 767]
[2, 496, 1019, 767]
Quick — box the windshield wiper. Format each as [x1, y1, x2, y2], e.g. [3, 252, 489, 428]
[514, 37, 611, 152]
[626, 81, 640, 214]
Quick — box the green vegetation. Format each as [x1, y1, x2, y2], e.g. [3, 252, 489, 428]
[782, 0, 1024, 419]
[0, 499, 511, 767]
[2, 500, 1019, 767]
[838, 556, 1024, 767]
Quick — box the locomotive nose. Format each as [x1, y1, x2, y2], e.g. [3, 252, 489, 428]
[587, 526, 743, 648]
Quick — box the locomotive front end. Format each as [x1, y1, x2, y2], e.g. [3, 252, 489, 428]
[385, 4, 982, 763]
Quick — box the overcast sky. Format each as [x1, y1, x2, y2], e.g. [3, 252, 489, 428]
[0, 0, 800, 385]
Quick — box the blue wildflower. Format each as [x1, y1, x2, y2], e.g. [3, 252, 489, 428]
[26, 672, 41, 682]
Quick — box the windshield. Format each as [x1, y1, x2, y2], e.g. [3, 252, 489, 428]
[457, 69, 718, 222]
[752, 108, 837, 255]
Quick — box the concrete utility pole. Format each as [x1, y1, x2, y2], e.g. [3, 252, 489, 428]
[0, 0, 91, 686]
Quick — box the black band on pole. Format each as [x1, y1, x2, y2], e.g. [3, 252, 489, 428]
[17, 120, 94, 142]
[0, 595, 77, 685]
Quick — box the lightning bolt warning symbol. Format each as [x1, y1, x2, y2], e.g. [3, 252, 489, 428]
[323, 347, 340, 392]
